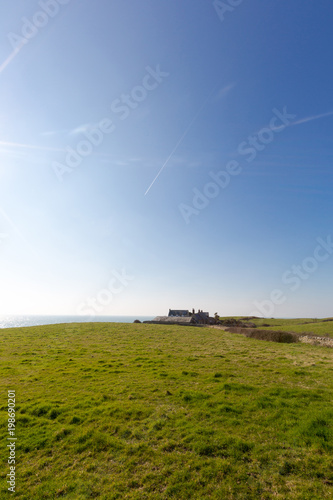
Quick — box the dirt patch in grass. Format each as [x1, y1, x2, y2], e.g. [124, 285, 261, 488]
[299, 335, 333, 348]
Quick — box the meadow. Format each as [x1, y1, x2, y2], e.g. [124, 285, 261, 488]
[254, 318, 333, 338]
[0, 322, 332, 499]
[237, 317, 333, 338]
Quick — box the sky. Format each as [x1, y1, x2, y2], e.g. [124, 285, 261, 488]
[0, 0, 333, 318]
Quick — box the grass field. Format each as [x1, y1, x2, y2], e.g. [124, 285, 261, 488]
[242, 317, 333, 338]
[1, 322, 333, 499]
[220, 317, 333, 338]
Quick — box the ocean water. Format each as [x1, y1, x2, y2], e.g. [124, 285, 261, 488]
[0, 315, 155, 329]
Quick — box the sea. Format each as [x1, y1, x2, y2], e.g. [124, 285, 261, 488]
[0, 315, 155, 329]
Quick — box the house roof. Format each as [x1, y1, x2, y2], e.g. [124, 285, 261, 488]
[168, 310, 190, 317]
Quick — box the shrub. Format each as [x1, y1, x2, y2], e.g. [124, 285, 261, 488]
[246, 329, 299, 343]
[225, 327, 299, 344]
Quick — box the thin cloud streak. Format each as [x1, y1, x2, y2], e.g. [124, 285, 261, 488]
[252, 109, 333, 136]
[41, 130, 70, 137]
[291, 110, 333, 127]
[216, 83, 235, 100]
[69, 124, 94, 136]
[144, 83, 234, 196]
[41, 123, 99, 137]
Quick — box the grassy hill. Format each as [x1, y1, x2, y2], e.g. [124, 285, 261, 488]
[1, 322, 332, 499]
[223, 317, 333, 338]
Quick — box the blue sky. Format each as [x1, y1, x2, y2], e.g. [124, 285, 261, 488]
[0, 0, 333, 317]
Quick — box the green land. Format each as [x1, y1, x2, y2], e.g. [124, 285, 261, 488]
[0, 320, 332, 499]
[220, 316, 333, 338]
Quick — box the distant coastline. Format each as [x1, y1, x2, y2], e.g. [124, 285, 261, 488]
[0, 315, 155, 329]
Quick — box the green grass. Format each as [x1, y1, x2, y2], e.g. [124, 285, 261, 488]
[1, 322, 333, 499]
[261, 321, 333, 338]
[223, 317, 333, 338]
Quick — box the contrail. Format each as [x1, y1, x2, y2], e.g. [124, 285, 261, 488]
[144, 113, 201, 196]
[291, 110, 333, 127]
[144, 83, 233, 196]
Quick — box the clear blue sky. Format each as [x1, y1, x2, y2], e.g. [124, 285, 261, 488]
[0, 0, 332, 317]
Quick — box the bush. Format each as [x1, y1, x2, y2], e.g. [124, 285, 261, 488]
[225, 327, 299, 344]
[246, 329, 299, 343]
